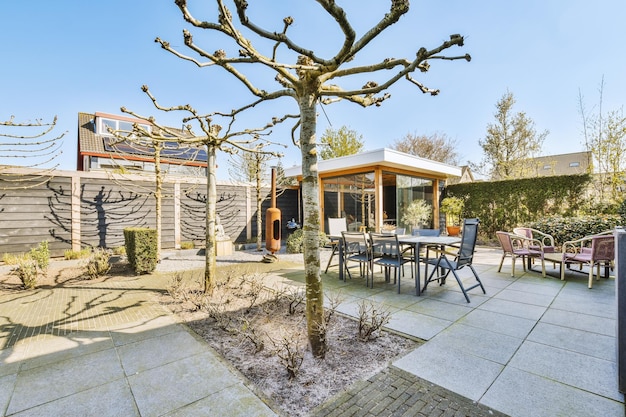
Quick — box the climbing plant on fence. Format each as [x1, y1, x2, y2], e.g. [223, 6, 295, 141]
[445, 174, 592, 239]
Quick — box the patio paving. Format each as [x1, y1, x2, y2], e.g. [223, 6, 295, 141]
[0, 246, 624, 416]
[310, 246, 626, 417]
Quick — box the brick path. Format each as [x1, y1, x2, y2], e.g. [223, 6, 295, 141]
[312, 366, 507, 417]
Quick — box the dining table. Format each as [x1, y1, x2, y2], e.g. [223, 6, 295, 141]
[334, 233, 461, 296]
[397, 235, 462, 296]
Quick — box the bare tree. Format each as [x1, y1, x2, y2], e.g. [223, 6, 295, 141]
[105, 122, 205, 260]
[0, 115, 65, 189]
[475, 91, 547, 180]
[121, 85, 290, 294]
[579, 78, 626, 204]
[159, 0, 469, 357]
[391, 132, 459, 165]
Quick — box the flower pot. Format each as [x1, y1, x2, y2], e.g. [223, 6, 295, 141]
[446, 226, 461, 236]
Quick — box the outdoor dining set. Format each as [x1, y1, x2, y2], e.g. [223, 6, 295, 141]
[324, 217, 617, 304]
[324, 217, 485, 303]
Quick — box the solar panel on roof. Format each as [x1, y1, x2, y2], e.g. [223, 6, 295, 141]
[103, 137, 207, 162]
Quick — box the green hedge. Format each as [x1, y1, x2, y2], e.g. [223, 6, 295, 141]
[123, 227, 158, 274]
[445, 174, 592, 239]
[528, 215, 620, 246]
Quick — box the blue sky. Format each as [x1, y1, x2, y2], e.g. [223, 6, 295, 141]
[2, 1, 625, 179]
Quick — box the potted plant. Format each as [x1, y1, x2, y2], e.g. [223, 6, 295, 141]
[401, 200, 432, 231]
[440, 196, 465, 236]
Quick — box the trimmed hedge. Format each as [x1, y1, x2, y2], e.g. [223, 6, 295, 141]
[123, 227, 158, 274]
[445, 174, 592, 238]
[528, 215, 620, 247]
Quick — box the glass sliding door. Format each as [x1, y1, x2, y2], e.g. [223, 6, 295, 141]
[395, 174, 434, 231]
[322, 172, 375, 232]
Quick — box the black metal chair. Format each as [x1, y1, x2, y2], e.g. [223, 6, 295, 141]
[341, 231, 373, 285]
[423, 218, 485, 303]
[370, 232, 412, 293]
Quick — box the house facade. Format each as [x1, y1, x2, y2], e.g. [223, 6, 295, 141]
[77, 112, 207, 175]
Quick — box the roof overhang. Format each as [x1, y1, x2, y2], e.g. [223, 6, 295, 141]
[284, 148, 461, 179]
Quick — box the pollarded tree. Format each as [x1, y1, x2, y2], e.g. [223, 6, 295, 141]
[0, 115, 65, 189]
[159, 0, 470, 357]
[476, 91, 548, 180]
[392, 132, 459, 165]
[319, 126, 364, 160]
[120, 86, 290, 294]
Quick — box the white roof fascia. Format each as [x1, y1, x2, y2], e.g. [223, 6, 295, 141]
[283, 148, 461, 178]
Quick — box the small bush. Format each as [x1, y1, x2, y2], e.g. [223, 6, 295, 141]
[84, 248, 111, 279]
[29, 240, 49, 274]
[112, 246, 126, 256]
[2, 252, 29, 265]
[64, 248, 92, 260]
[13, 258, 38, 289]
[180, 241, 195, 250]
[285, 229, 329, 254]
[357, 300, 391, 341]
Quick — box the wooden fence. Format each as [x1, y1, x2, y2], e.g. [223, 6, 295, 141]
[0, 168, 299, 257]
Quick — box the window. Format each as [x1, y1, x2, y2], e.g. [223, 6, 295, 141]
[98, 116, 150, 136]
[569, 161, 580, 167]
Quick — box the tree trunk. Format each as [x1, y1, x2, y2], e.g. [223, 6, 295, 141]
[299, 92, 327, 358]
[204, 145, 217, 294]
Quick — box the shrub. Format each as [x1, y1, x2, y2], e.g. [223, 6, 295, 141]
[64, 248, 92, 260]
[13, 258, 38, 289]
[180, 241, 195, 250]
[29, 240, 49, 274]
[84, 248, 111, 279]
[528, 215, 620, 246]
[124, 227, 158, 274]
[2, 252, 29, 265]
[285, 229, 329, 254]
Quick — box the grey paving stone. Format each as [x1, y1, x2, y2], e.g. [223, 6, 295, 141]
[7, 379, 139, 417]
[457, 308, 536, 339]
[505, 279, 563, 296]
[0, 373, 17, 415]
[128, 351, 242, 417]
[429, 323, 523, 365]
[117, 327, 208, 375]
[540, 307, 615, 337]
[17, 331, 113, 371]
[385, 309, 452, 340]
[482, 366, 625, 417]
[477, 298, 547, 321]
[403, 298, 473, 322]
[163, 382, 277, 417]
[527, 322, 616, 361]
[6, 348, 125, 415]
[393, 341, 504, 401]
[493, 288, 555, 307]
[109, 314, 181, 346]
[508, 340, 622, 402]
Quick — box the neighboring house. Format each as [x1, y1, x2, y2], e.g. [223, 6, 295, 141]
[530, 151, 592, 177]
[77, 112, 207, 175]
[446, 165, 475, 184]
[528, 151, 592, 177]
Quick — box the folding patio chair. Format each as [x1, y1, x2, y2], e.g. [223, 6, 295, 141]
[423, 218, 485, 303]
